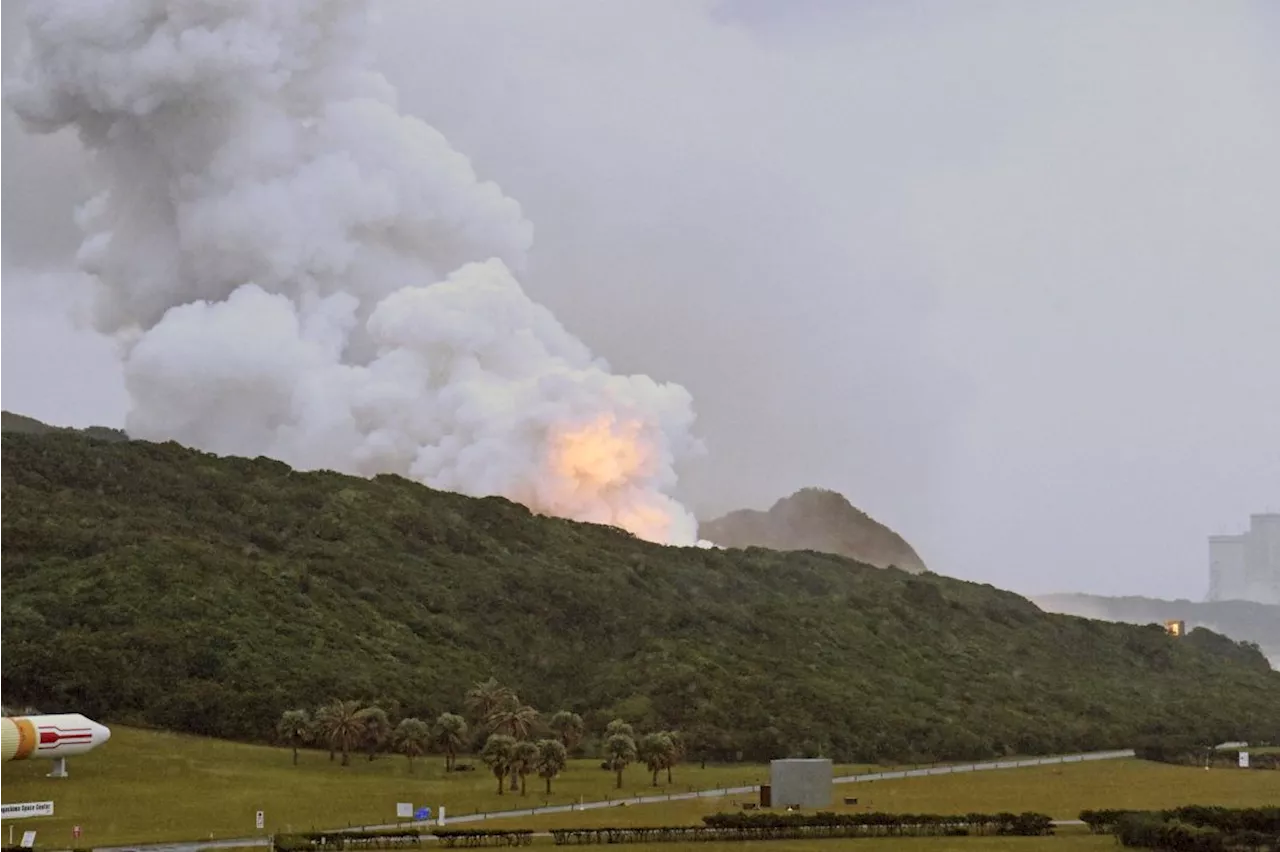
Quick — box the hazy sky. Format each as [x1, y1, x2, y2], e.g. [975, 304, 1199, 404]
[3, 0, 1277, 601]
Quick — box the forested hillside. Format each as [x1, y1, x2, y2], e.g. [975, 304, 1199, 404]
[701, 488, 928, 574]
[1, 410, 128, 442]
[3, 431, 1278, 763]
[1035, 594, 1280, 668]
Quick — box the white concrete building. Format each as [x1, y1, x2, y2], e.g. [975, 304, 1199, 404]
[1208, 514, 1280, 604]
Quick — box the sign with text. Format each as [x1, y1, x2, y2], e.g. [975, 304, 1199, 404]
[256, 810, 265, 830]
[414, 807, 431, 820]
[20, 832, 36, 849]
[1239, 752, 1250, 768]
[1, 802, 54, 820]
[396, 802, 413, 818]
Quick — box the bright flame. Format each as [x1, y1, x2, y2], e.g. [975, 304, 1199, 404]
[535, 414, 676, 543]
[550, 415, 649, 488]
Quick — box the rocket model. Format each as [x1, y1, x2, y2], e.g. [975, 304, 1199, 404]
[1, 714, 111, 777]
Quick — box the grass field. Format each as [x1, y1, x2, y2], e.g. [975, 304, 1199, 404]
[2, 727, 1275, 848]
[0, 726, 866, 846]
[498, 758, 1279, 831]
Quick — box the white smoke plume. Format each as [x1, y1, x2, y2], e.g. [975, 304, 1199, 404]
[6, 0, 702, 545]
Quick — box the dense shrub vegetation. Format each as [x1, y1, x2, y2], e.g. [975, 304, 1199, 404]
[3, 431, 1279, 763]
[1080, 807, 1280, 850]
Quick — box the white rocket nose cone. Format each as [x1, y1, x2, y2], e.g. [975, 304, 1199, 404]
[91, 721, 111, 745]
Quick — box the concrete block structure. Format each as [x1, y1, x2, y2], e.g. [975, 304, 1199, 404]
[1209, 514, 1280, 604]
[769, 758, 833, 809]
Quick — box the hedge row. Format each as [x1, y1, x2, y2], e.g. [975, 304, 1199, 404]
[272, 829, 536, 851]
[702, 810, 1055, 836]
[1081, 807, 1280, 836]
[550, 825, 970, 845]
[547, 811, 1054, 845]
[273, 829, 423, 851]
[433, 830, 535, 848]
[1077, 806, 1280, 852]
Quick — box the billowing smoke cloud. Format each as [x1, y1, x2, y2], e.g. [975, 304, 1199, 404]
[6, 0, 701, 545]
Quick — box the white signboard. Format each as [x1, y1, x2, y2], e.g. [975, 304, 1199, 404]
[1, 802, 54, 819]
[396, 802, 413, 818]
[20, 832, 37, 849]
[256, 810, 265, 829]
[1239, 751, 1249, 768]
[439, 806, 446, 826]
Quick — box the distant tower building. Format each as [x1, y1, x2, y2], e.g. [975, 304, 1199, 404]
[1208, 514, 1280, 604]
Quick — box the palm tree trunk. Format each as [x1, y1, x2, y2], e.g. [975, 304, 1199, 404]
[651, 769, 658, 786]
[341, 747, 350, 766]
[496, 771, 505, 795]
[545, 776, 552, 795]
[292, 746, 299, 766]
[667, 765, 673, 783]
[520, 775, 527, 796]
[615, 766, 623, 789]
[408, 755, 415, 774]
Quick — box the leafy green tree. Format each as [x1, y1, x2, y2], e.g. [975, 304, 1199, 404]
[663, 730, 684, 783]
[276, 709, 311, 765]
[605, 718, 635, 739]
[357, 706, 391, 761]
[315, 699, 365, 766]
[480, 734, 516, 795]
[392, 717, 430, 773]
[511, 740, 539, 795]
[605, 732, 637, 790]
[637, 732, 673, 786]
[465, 678, 516, 731]
[432, 712, 468, 771]
[535, 738, 568, 794]
[549, 710, 584, 752]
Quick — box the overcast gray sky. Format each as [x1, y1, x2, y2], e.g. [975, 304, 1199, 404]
[3, 0, 1277, 601]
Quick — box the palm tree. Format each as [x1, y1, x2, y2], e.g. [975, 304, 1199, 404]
[432, 712, 468, 772]
[488, 703, 540, 740]
[488, 703, 539, 790]
[392, 717, 431, 774]
[548, 711, 584, 752]
[511, 740, 539, 795]
[535, 739, 568, 795]
[480, 734, 517, 795]
[357, 706, 391, 761]
[315, 699, 365, 766]
[276, 709, 311, 766]
[465, 678, 517, 730]
[637, 732, 673, 786]
[605, 719, 635, 739]
[604, 733, 637, 790]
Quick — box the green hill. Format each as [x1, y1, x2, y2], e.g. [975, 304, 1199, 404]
[701, 488, 928, 574]
[2, 430, 1277, 764]
[1, 409, 129, 442]
[1035, 594, 1280, 668]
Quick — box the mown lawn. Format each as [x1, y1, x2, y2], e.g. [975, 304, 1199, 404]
[2, 727, 1274, 848]
[502, 758, 1280, 830]
[0, 726, 865, 846]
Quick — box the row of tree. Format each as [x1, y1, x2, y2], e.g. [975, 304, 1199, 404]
[274, 678, 684, 794]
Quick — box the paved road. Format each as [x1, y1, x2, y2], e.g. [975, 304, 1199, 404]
[91, 749, 1134, 852]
